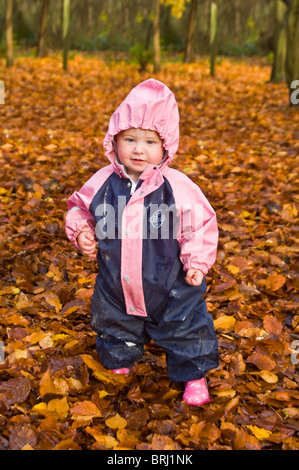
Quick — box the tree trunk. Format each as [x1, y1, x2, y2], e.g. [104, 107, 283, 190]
[210, 2, 217, 76]
[37, 0, 50, 58]
[153, 0, 161, 73]
[5, 0, 14, 67]
[184, 0, 198, 63]
[0, 81, 4, 104]
[87, 0, 93, 35]
[285, 0, 299, 105]
[63, 0, 70, 71]
[271, 0, 287, 82]
[235, 0, 240, 40]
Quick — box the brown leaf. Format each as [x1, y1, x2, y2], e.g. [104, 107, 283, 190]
[9, 424, 37, 450]
[244, 432, 261, 450]
[151, 433, 181, 450]
[85, 426, 118, 448]
[230, 352, 246, 374]
[125, 409, 149, 431]
[70, 400, 102, 418]
[263, 315, 283, 335]
[116, 428, 141, 448]
[246, 352, 276, 371]
[39, 369, 64, 398]
[0, 378, 31, 406]
[263, 274, 286, 291]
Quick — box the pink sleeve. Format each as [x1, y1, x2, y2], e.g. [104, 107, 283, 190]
[65, 165, 114, 248]
[165, 168, 218, 275]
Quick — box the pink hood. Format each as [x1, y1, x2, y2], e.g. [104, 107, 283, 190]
[103, 78, 180, 169]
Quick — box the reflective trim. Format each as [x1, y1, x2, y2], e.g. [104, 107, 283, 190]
[67, 206, 81, 213]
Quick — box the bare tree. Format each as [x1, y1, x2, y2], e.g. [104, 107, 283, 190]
[271, 0, 287, 82]
[5, 0, 14, 67]
[184, 0, 198, 63]
[210, 2, 218, 76]
[153, 0, 161, 72]
[37, 0, 50, 58]
[63, 0, 70, 71]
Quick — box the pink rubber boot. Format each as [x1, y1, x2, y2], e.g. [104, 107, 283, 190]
[110, 368, 130, 375]
[183, 378, 210, 406]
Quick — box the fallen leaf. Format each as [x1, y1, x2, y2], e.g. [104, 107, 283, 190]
[226, 264, 239, 275]
[47, 397, 69, 419]
[263, 274, 286, 291]
[0, 378, 31, 406]
[9, 423, 37, 450]
[39, 369, 64, 397]
[263, 315, 283, 335]
[246, 352, 276, 371]
[85, 427, 118, 448]
[32, 397, 69, 420]
[214, 315, 236, 331]
[70, 400, 102, 418]
[246, 425, 272, 440]
[105, 413, 127, 430]
[257, 370, 278, 384]
[0, 286, 20, 296]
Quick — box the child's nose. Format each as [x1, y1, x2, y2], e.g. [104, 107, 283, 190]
[134, 142, 144, 153]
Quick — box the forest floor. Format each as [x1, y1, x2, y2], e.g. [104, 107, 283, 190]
[0, 55, 298, 450]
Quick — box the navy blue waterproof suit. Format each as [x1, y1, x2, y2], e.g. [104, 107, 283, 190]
[65, 79, 219, 382]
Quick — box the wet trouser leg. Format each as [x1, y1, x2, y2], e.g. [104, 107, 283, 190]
[91, 275, 219, 381]
[91, 281, 149, 370]
[145, 276, 219, 382]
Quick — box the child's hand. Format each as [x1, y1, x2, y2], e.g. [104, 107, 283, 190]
[185, 268, 204, 286]
[77, 231, 97, 259]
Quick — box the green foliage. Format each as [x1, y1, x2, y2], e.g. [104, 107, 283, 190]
[129, 42, 153, 72]
[71, 33, 130, 52]
[266, 51, 274, 64]
[161, 0, 190, 19]
[4, 0, 275, 59]
[218, 39, 261, 57]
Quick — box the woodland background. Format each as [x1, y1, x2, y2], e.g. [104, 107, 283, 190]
[0, 0, 298, 451]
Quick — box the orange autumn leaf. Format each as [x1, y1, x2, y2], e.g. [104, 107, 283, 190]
[70, 400, 102, 418]
[263, 274, 286, 291]
[263, 315, 283, 335]
[214, 315, 236, 331]
[246, 352, 276, 371]
[85, 427, 118, 448]
[32, 397, 69, 420]
[105, 413, 127, 430]
[39, 369, 70, 398]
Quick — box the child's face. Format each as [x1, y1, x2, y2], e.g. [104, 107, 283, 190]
[117, 128, 164, 181]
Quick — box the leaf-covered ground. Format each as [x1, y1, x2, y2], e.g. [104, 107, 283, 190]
[0, 55, 298, 450]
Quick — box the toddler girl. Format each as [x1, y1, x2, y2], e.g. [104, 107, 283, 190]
[65, 78, 219, 406]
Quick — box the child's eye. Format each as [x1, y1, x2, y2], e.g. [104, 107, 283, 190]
[125, 138, 134, 142]
[146, 140, 155, 144]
